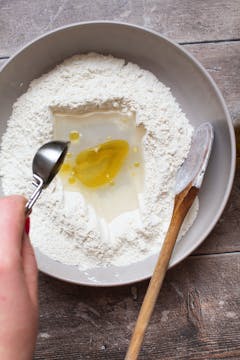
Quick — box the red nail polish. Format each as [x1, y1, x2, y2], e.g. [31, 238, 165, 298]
[25, 217, 30, 235]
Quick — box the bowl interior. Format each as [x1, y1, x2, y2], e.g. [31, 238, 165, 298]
[0, 22, 235, 286]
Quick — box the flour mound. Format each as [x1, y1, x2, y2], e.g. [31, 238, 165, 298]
[0, 53, 198, 270]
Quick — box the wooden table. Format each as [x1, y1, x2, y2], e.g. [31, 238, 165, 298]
[1, 1, 240, 359]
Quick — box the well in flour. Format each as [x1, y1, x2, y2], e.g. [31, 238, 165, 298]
[0, 53, 199, 270]
[53, 109, 145, 221]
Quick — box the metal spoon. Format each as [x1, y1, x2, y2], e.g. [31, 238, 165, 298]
[25, 141, 69, 215]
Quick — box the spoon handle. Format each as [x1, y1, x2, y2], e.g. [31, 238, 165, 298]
[125, 184, 198, 360]
[25, 174, 44, 216]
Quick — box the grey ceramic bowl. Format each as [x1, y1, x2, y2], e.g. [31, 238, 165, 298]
[0, 22, 236, 286]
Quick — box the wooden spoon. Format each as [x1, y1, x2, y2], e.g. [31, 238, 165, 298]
[125, 123, 214, 360]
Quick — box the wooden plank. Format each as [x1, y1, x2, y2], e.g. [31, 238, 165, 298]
[185, 42, 240, 124]
[0, 0, 240, 56]
[34, 254, 240, 359]
[195, 166, 240, 255]
[186, 42, 240, 255]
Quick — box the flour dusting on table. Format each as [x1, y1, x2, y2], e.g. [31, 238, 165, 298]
[0, 53, 198, 270]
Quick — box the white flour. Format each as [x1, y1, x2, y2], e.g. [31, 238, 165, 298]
[0, 53, 198, 270]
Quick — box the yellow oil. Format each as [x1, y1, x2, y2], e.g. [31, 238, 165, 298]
[60, 140, 129, 188]
[61, 163, 71, 172]
[69, 130, 81, 142]
[75, 140, 129, 187]
[68, 176, 77, 185]
[66, 152, 73, 159]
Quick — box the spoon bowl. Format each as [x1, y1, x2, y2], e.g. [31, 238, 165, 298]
[25, 140, 69, 215]
[33, 141, 69, 188]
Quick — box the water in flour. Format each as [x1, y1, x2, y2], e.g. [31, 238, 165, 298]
[0, 53, 198, 270]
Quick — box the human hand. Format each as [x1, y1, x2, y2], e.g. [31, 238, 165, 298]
[0, 196, 38, 360]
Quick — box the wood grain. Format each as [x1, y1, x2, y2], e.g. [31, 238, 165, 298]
[1, 8, 240, 359]
[0, 0, 240, 55]
[195, 165, 240, 255]
[35, 254, 240, 359]
[186, 42, 240, 255]
[186, 42, 240, 124]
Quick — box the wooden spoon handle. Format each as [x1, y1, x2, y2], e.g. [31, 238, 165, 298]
[125, 186, 198, 360]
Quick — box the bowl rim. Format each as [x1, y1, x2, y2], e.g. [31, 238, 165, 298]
[1, 21, 236, 286]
